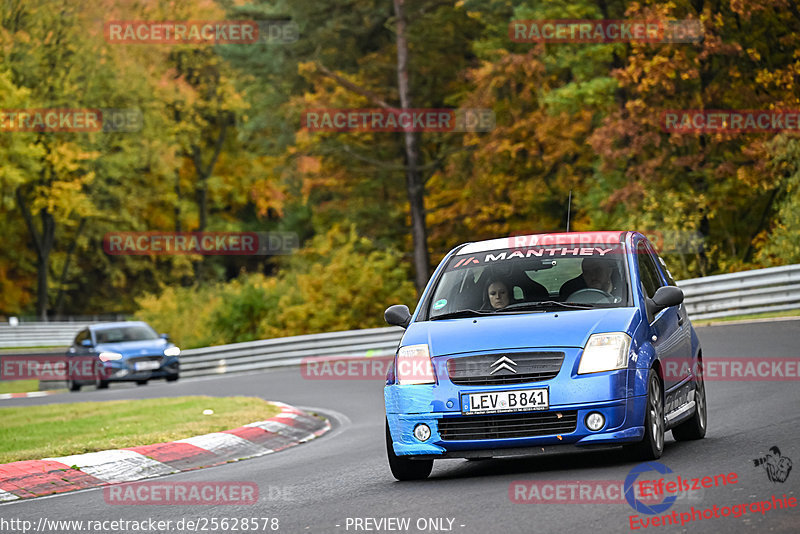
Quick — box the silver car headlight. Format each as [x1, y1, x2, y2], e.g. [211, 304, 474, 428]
[577, 333, 632, 374]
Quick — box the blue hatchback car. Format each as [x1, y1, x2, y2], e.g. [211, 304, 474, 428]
[66, 321, 180, 391]
[383, 231, 706, 480]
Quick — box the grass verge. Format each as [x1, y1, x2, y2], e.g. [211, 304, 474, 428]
[0, 380, 40, 394]
[0, 396, 281, 464]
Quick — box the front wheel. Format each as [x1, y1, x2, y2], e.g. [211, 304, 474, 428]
[68, 379, 81, 392]
[624, 371, 664, 461]
[166, 374, 179, 382]
[386, 421, 433, 481]
[672, 361, 707, 441]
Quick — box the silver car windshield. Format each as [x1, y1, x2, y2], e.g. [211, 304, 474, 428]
[94, 325, 159, 343]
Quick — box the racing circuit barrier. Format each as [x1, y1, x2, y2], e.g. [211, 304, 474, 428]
[179, 327, 404, 378]
[0, 322, 99, 349]
[1, 264, 798, 364]
[176, 263, 800, 378]
[677, 264, 800, 320]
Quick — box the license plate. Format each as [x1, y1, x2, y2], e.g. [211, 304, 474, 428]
[461, 388, 549, 415]
[134, 360, 160, 371]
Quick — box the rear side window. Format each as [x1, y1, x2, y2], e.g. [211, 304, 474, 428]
[636, 243, 662, 299]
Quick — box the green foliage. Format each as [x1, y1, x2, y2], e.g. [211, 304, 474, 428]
[135, 226, 416, 347]
[2, 0, 800, 332]
[756, 137, 800, 265]
[134, 284, 225, 349]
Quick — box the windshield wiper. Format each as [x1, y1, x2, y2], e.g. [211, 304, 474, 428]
[503, 300, 596, 311]
[430, 309, 497, 320]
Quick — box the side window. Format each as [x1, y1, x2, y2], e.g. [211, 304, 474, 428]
[636, 243, 662, 299]
[74, 329, 89, 346]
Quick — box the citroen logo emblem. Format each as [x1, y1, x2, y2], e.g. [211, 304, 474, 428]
[490, 356, 517, 375]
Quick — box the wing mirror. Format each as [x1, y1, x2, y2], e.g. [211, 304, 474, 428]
[384, 305, 412, 329]
[651, 286, 684, 312]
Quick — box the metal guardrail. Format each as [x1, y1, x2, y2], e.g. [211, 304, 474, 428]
[0, 322, 100, 349]
[1, 265, 798, 381]
[180, 326, 403, 378]
[677, 264, 800, 320]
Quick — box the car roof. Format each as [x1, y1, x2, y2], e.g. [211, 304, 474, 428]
[455, 231, 630, 255]
[89, 321, 150, 331]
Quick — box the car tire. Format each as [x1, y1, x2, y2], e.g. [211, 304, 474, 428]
[97, 380, 109, 389]
[385, 420, 433, 481]
[672, 361, 707, 441]
[625, 371, 664, 461]
[136, 380, 148, 386]
[68, 379, 81, 392]
[166, 374, 179, 382]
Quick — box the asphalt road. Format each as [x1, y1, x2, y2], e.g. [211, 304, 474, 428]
[2, 319, 799, 534]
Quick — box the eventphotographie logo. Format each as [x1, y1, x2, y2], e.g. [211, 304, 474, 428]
[753, 446, 793, 483]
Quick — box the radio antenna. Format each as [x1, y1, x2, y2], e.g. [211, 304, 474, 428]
[566, 190, 572, 232]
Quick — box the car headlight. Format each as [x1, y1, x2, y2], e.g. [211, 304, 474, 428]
[577, 333, 631, 374]
[396, 344, 435, 385]
[164, 346, 181, 357]
[98, 351, 123, 362]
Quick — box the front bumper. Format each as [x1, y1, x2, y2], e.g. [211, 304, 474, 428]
[101, 356, 179, 382]
[385, 364, 647, 457]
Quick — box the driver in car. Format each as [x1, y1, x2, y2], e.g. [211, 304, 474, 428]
[559, 257, 616, 301]
[487, 280, 511, 310]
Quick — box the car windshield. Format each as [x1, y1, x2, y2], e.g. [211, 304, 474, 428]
[428, 243, 631, 319]
[94, 325, 158, 343]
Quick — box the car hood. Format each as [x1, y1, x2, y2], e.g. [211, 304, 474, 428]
[95, 339, 168, 357]
[404, 307, 641, 357]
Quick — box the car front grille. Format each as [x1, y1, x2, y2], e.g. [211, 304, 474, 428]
[438, 411, 578, 441]
[447, 352, 565, 386]
[129, 356, 163, 363]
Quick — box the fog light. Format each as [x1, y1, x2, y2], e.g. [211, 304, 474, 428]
[586, 412, 605, 431]
[413, 424, 431, 442]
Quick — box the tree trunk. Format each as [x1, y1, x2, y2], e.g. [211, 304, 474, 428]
[190, 119, 229, 281]
[393, 0, 429, 294]
[17, 188, 55, 320]
[54, 218, 86, 318]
